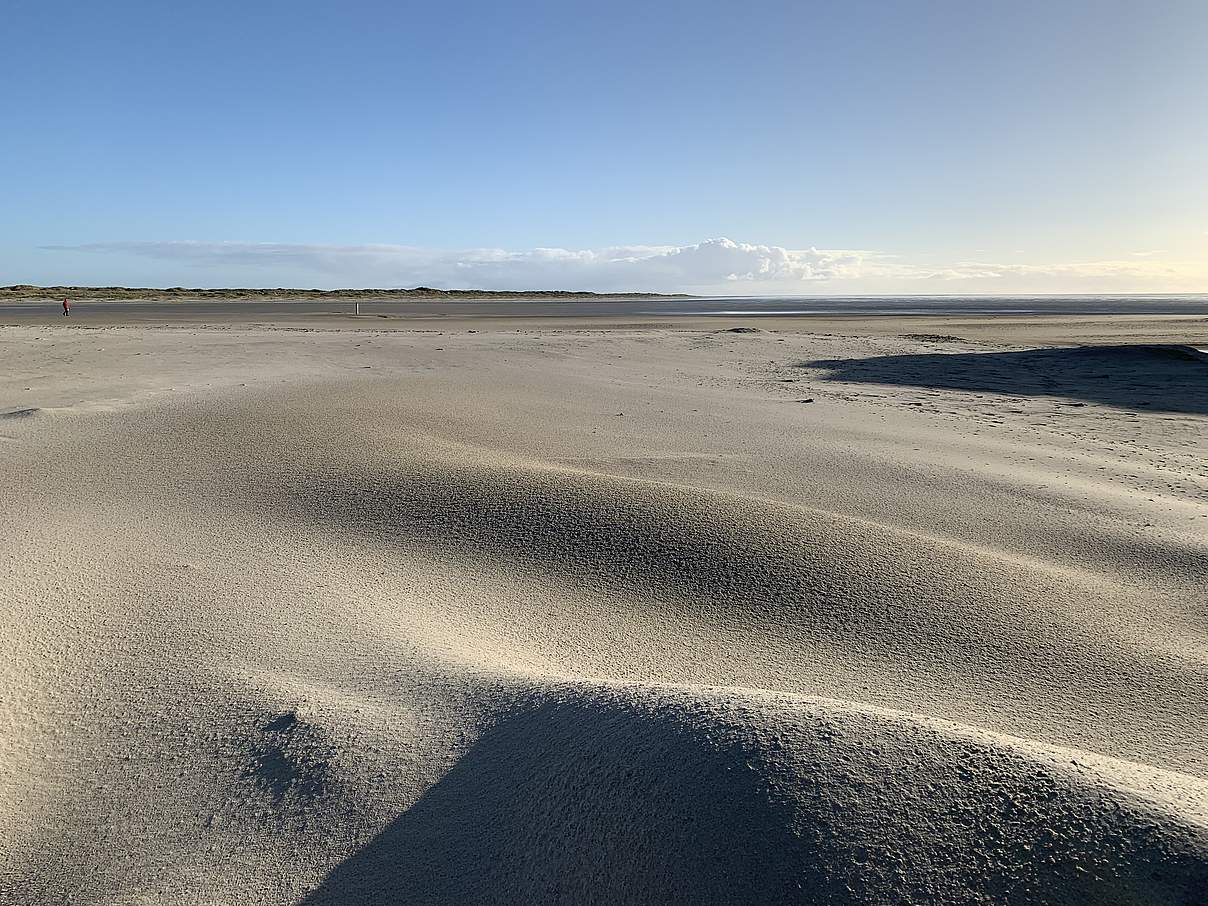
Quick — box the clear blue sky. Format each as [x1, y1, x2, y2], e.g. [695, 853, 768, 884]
[3, 0, 1206, 293]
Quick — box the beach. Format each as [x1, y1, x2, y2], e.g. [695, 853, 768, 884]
[2, 307, 1206, 904]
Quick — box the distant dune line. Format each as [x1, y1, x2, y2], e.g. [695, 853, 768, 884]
[0, 284, 691, 302]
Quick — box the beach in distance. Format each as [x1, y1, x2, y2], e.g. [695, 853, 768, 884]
[2, 302, 1206, 904]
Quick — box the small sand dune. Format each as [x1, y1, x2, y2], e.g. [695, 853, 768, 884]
[1, 324, 1205, 904]
[301, 683, 1208, 905]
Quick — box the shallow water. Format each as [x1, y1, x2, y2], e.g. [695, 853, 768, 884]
[651, 295, 1208, 316]
[4, 293, 1208, 322]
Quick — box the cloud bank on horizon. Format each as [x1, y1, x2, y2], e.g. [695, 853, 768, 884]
[41, 238, 1205, 294]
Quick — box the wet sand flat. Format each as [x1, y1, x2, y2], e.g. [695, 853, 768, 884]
[1, 313, 1206, 904]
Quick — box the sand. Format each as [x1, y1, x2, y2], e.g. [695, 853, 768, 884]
[1, 311, 1206, 904]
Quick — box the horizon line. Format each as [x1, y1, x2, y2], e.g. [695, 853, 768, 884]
[3, 284, 1206, 300]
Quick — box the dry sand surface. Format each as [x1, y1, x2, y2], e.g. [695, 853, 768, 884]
[1, 312, 1206, 904]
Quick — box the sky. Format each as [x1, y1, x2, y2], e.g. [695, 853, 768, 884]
[3, 0, 1207, 294]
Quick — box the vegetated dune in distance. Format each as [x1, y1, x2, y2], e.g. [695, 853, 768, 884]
[1, 324, 1205, 905]
[0, 283, 690, 302]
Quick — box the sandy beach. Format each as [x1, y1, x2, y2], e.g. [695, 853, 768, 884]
[2, 308, 1206, 904]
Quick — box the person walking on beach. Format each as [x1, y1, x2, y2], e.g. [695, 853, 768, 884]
[62, 298, 71, 317]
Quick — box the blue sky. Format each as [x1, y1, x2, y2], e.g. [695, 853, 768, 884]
[3, 0, 1206, 293]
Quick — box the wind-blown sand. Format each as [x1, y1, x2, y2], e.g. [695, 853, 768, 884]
[1, 313, 1206, 904]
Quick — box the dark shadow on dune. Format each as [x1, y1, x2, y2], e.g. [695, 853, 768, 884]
[805, 345, 1208, 414]
[299, 696, 841, 906]
[298, 692, 1208, 906]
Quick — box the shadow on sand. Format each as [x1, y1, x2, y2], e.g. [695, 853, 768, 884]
[297, 691, 1208, 906]
[804, 344, 1208, 415]
[299, 696, 833, 906]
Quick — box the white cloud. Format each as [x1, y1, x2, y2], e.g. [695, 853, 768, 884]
[40, 238, 1208, 293]
[42, 238, 871, 292]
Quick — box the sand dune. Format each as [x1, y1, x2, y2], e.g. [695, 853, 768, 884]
[1, 321, 1206, 904]
[303, 684, 1208, 905]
